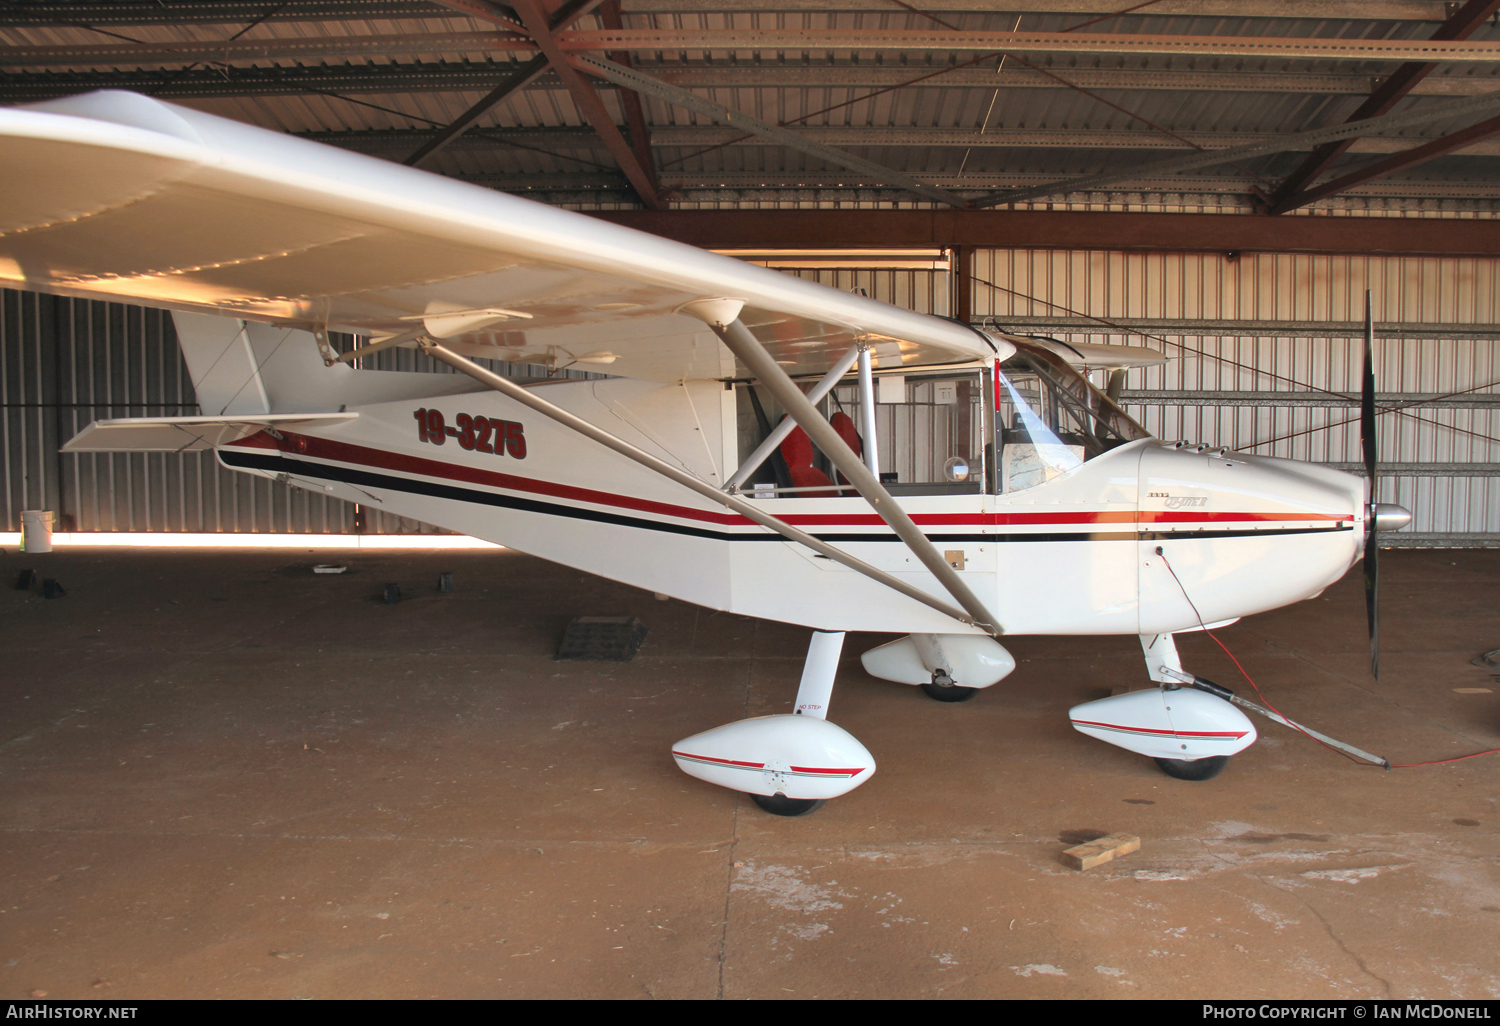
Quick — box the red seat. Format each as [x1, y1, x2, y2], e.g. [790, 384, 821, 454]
[776, 413, 866, 496]
[829, 411, 863, 491]
[778, 420, 838, 496]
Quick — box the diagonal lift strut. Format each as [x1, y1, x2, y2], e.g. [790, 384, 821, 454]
[415, 339, 986, 631]
[685, 307, 1003, 636]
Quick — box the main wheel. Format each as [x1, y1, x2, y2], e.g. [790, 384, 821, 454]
[750, 793, 826, 817]
[920, 681, 979, 703]
[1153, 755, 1230, 781]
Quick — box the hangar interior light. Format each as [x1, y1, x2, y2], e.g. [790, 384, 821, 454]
[716, 249, 951, 270]
[0, 533, 502, 550]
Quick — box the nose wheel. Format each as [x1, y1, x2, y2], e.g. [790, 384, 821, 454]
[1153, 755, 1230, 781]
[750, 794, 827, 817]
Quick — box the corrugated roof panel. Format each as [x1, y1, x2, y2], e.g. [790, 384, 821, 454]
[3, 5, 1498, 210]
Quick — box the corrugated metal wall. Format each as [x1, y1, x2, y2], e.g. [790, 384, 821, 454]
[786, 253, 1500, 546]
[0, 289, 589, 535]
[971, 250, 1500, 547]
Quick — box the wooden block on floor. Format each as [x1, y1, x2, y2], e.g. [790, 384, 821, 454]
[1062, 832, 1141, 871]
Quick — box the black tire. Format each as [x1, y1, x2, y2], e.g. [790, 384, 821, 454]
[1153, 755, 1230, 781]
[750, 793, 826, 817]
[920, 681, 980, 703]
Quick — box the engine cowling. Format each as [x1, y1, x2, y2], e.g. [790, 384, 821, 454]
[1068, 688, 1256, 762]
[672, 714, 876, 800]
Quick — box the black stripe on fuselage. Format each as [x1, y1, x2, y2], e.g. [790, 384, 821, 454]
[220, 449, 1352, 545]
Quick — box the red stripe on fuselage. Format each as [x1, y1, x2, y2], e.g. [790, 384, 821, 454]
[225, 430, 1350, 531]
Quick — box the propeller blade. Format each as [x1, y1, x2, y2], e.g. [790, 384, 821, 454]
[1362, 290, 1377, 482]
[1365, 519, 1380, 680]
[1361, 289, 1380, 679]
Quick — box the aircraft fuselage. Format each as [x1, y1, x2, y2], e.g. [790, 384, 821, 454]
[218, 375, 1365, 637]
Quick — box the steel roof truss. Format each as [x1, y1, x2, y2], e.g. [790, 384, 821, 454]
[1274, 111, 1500, 212]
[1267, 0, 1500, 214]
[968, 88, 1500, 209]
[571, 53, 966, 207]
[512, 0, 663, 209]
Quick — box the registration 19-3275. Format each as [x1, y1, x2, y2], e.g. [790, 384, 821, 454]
[413, 408, 526, 458]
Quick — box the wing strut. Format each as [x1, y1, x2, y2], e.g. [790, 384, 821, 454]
[682, 304, 1004, 636]
[414, 339, 983, 631]
[724, 343, 861, 492]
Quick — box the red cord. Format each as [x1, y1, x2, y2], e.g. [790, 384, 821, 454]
[1155, 550, 1498, 770]
[1390, 750, 1500, 768]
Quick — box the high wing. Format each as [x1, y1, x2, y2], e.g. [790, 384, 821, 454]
[0, 91, 996, 382]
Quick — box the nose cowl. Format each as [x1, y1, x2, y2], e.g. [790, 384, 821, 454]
[1373, 503, 1412, 533]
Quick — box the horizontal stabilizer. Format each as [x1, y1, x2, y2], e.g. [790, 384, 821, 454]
[61, 412, 356, 452]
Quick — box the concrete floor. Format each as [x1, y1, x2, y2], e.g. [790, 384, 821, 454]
[1, 545, 1497, 1000]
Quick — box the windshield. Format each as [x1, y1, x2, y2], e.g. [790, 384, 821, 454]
[995, 340, 1151, 493]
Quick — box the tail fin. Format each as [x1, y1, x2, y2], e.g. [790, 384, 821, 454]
[173, 313, 273, 416]
[173, 312, 484, 414]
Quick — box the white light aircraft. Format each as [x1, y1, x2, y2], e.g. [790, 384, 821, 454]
[1, 92, 1411, 815]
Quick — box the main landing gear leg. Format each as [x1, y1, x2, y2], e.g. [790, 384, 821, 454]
[792, 629, 844, 719]
[753, 630, 846, 816]
[671, 629, 877, 817]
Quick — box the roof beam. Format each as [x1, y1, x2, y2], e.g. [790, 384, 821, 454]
[0, 1, 439, 25]
[588, 209, 1500, 257]
[403, 0, 605, 168]
[453, 172, 1500, 202]
[1266, 0, 1500, 214]
[7, 62, 1499, 103]
[623, 1, 1452, 15]
[511, 0, 662, 210]
[298, 123, 1500, 158]
[402, 54, 549, 167]
[0, 32, 535, 67]
[563, 28, 1500, 62]
[0, 1, 1461, 27]
[1272, 112, 1500, 211]
[968, 88, 1500, 208]
[641, 65, 1500, 97]
[598, 0, 658, 201]
[0, 63, 530, 102]
[571, 53, 966, 206]
[15, 29, 1500, 67]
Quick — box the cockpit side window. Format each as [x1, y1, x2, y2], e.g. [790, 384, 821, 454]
[734, 369, 988, 496]
[993, 341, 1151, 494]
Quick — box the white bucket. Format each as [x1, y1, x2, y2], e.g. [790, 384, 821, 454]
[20, 510, 53, 553]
